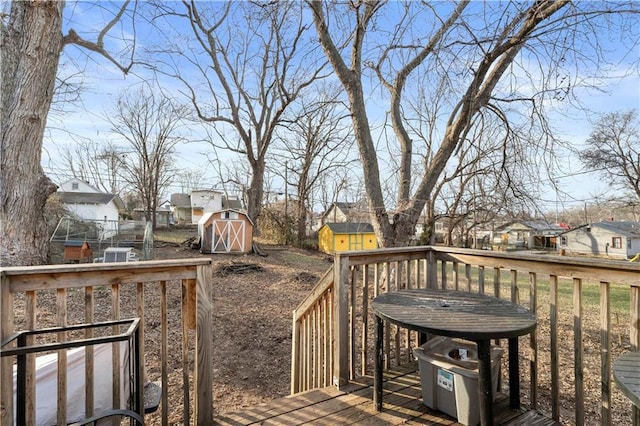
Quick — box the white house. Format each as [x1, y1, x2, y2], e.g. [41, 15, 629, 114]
[322, 201, 369, 224]
[57, 178, 124, 223]
[56, 178, 124, 239]
[493, 220, 565, 250]
[190, 189, 223, 224]
[558, 221, 640, 260]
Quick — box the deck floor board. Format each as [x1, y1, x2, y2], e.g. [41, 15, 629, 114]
[212, 369, 559, 425]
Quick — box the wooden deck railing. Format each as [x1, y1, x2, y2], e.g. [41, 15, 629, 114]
[291, 246, 640, 425]
[0, 259, 213, 425]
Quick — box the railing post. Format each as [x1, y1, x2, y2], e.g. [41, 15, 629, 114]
[574, 278, 584, 426]
[333, 254, 350, 388]
[291, 310, 301, 394]
[195, 263, 213, 425]
[600, 281, 611, 426]
[631, 285, 640, 426]
[1, 274, 14, 425]
[427, 249, 437, 289]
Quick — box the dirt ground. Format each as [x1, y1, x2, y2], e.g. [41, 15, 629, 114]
[151, 231, 332, 418]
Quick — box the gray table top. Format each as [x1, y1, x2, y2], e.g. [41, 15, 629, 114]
[372, 289, 536, 340]
[613, 351, 640, 408]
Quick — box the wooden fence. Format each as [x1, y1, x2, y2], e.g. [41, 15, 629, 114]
[291, 246, 640, 425]
[0, 259, 213, 425]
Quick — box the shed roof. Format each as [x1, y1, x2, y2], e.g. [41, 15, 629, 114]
[198, 209, 254, 226]
[323, 222, 374, 234]
[64, 240, 90, 247]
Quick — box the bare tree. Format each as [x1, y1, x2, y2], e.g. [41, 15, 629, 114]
[174, 169, 207, 194]
[269, 88, 356, 244]
[107, 87, 185, 230]
[579, 109, 640, 200]
[310, 1, 639, 247]
[148, 1, 326, 227]
[57, 137, 126, 194]
[1, 1, 135, 266]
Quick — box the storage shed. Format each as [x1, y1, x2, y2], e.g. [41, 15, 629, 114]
[63, 240, 93, 263]
[318, 222, 378, 254]
[198, 209, 254, 254]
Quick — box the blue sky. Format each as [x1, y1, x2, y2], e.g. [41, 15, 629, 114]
[41, 1, 639, 216]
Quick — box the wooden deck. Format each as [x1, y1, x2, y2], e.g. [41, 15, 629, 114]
[213, 368, 559, 425]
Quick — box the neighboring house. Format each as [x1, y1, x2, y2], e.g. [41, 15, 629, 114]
[416, 216, 493, 246]
[170, 193, 192, 225]
[171, 192, 245, 225]
[190, 189, 223, 224]
[493, 220, 565, 250]
[222, 194, 244, 210]
[322, 201, 369, 224]
[56, 178, 124, 238]
[132, 205, 173, 228]
[198, 209, 254, 254]
[308, 212, 323, 236]
[318, 222, 378, 254]
[558, 221, 640, 260]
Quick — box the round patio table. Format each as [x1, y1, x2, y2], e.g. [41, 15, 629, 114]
[372, 289, 537, 426]
[613, 351, 640, 408]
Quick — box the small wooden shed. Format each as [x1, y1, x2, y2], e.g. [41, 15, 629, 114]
[198, 209, 254, 254]
[63, 240, 93, 263]
[318, 222, 378, 254]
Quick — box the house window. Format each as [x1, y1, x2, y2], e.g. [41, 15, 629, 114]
[612, 237, 622, 249]
[560, 236, 567, 246]
[72, 182, 79, 190]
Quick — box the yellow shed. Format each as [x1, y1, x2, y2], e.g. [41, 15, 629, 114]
[318, 222, 378, 254]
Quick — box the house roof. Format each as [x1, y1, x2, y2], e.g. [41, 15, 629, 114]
[334, 202, 357, 211]
[58, 192, 125, 210]
[59, 178, 102, 193]
[496, 220, 564, 232]
[170, 193, 191, 207]
[223, 196, 243, 210]
[191, 188, 223, 195]
[564, 221, 640, 237]
[323, 222, 374, 234]
[323, 201, 370, 222]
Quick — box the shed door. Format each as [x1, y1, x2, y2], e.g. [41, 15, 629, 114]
[349, 233, 363, 251]
[211, 220, 245, 252]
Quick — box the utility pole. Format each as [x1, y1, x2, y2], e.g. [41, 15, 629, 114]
[584, 202, 588, 224]
[284, 161, 289, 244]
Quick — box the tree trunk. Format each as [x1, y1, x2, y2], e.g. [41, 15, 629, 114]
[246, 160, 265, 227]
[1, 1, 63, 266]
[296, 197, 307, 246]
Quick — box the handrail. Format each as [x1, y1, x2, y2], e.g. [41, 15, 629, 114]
[294, 266, 334, 315]
[291, 266, 335, 393]
[291, 245, 640, 425]
[0, 258, 213, 425]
